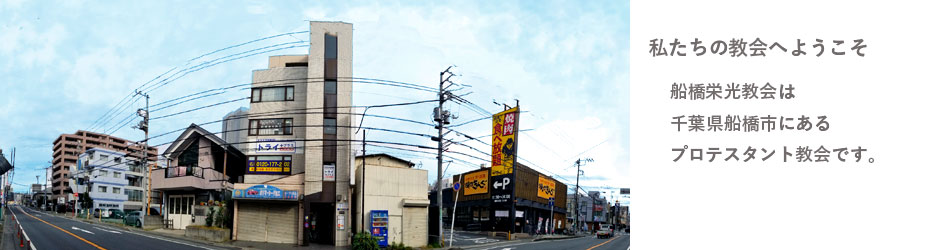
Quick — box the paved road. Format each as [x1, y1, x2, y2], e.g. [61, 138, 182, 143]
[444, 230, 505, 247]
[465, 234, 629, 250]
[10, 205, 233, 250]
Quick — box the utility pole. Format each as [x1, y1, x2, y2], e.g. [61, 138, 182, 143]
[134, 90, 150, 218]
[573, 158, 592, 234]
[360, 131, 366, 233]
[435, 66, 455, 246]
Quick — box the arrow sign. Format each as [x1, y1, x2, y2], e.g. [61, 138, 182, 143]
[493, 177, 510, 190]
[71, 226, 94, 234]
[94, 227, 122, 234]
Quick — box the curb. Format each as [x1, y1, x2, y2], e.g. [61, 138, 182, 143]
[531, 235, 585, 242]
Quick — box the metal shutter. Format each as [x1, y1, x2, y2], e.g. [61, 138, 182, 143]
[265, 204, 298, 244]
[237, 202, 266, 242]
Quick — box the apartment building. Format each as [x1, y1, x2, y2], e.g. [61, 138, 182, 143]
[52, 130, 157, 203]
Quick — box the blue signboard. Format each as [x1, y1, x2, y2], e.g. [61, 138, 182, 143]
[232, 185, 299, 200]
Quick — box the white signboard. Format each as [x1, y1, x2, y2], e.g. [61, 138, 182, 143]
[254, 140, 296, 154]
[337, 214, 345, 230]
[323, 164, 335, 181]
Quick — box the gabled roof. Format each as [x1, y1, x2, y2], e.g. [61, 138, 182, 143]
[163, 124, 243, 158]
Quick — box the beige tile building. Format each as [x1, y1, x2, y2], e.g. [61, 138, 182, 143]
[231, 21, 354, 246]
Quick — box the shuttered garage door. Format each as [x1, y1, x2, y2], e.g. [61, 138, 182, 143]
[237, 202, 298, 244]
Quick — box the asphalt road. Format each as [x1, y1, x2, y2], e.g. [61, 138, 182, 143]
[10, 205, 233, 250]
[465, 234, 629, 250]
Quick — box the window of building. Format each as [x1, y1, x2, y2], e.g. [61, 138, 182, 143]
[250, 86, 294, 103]
[98, 186, 106, 193]
[325, 34, 337, 59]
[177, 141, 199, 167]
[113, 172, 120, 178]
[249, 118, 293, 136]
[114, 157, 121, 163]
[113, 187, 120, 194]
[324, 118, 336, 134]
[99, 154, 107, 160]
[325, 80, 337, 94]
[99, 170, 108, 176]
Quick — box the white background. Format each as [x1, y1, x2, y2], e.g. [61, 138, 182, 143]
[631, 1, 950, 249]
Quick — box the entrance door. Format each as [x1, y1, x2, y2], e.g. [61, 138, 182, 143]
[168, 195, 194, 229]
[308, 203, 334, 245]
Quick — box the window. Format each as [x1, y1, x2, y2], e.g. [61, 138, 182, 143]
[99, 170, 108, 176]
[113, 187, 120, 194]
[113, 157, 121, 163]
[250, 86, 294, 102]
[114, 172, 120, 178]
[325, 80, 337, 94]
[98, 186, 106, 193]
[325, 34, 337, 59]
[324, 118, 336, 134]
[99, 154, 107, 160]
[249, 118, 293, 136]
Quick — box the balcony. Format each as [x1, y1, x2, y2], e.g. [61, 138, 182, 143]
[150, 166, 232, 191]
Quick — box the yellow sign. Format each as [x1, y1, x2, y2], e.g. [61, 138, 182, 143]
[490, 107, 519, 176]
[463, 170, 489, 195]
[538, 176, 555, 199]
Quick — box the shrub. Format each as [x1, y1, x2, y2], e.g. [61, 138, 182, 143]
[205, 207, 215, 227]
[352, 231, 380, 250]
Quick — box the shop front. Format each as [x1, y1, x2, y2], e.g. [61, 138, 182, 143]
[233, 183, 302, 244]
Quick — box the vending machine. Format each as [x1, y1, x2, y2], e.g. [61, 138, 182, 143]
[370, 210, 389, 248]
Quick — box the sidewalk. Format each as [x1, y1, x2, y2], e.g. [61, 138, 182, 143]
[34, 208, 352, 250]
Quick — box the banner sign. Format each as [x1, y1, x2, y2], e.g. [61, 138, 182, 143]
[537, 176, 556, 199]
[490, 107, 519, 177]
[232, 185, 299, 200]
[463, 170, 489, 195]
[254, 139, 296, 154]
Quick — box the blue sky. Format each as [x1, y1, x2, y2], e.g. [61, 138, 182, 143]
[0, 0, 629, 201]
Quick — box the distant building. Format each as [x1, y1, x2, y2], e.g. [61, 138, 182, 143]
[222, 107, 249, 148]
[53, 130, 157, 203]
[69, 148, 146, 213]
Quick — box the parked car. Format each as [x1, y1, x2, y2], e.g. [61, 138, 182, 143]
[107, 209, 126, 219]
[124, 211, 143, 227]
[596, 224, 614, 239]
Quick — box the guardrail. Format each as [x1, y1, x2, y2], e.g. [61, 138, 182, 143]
[11, 206, 37, 250]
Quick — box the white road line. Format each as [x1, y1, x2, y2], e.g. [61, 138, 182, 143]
[71, 226, 95, 234]
[93, 226, 123, 234]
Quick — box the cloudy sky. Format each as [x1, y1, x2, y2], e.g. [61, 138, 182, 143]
[0, 0, 629, 202]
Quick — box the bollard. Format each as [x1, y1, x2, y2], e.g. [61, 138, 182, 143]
[19, 231, 23, 247]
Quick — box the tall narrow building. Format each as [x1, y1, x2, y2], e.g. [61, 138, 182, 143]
[231, 21, 353, 246]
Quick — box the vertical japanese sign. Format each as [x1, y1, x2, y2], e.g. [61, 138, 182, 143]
[463, 170, 489, 195]
[490, 107, 519, 206]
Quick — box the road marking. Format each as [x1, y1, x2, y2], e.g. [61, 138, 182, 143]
[16, 207, 108, 250]
[71, 226, 96, 234]
[94, 226, 122, 234]
[586, 235, 624, 250]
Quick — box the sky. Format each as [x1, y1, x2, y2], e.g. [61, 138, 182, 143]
[0, 0, 630, 203]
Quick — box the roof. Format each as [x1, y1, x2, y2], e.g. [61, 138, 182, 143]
[162, 124, 242, 158]
[356, 153, 415, 168]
